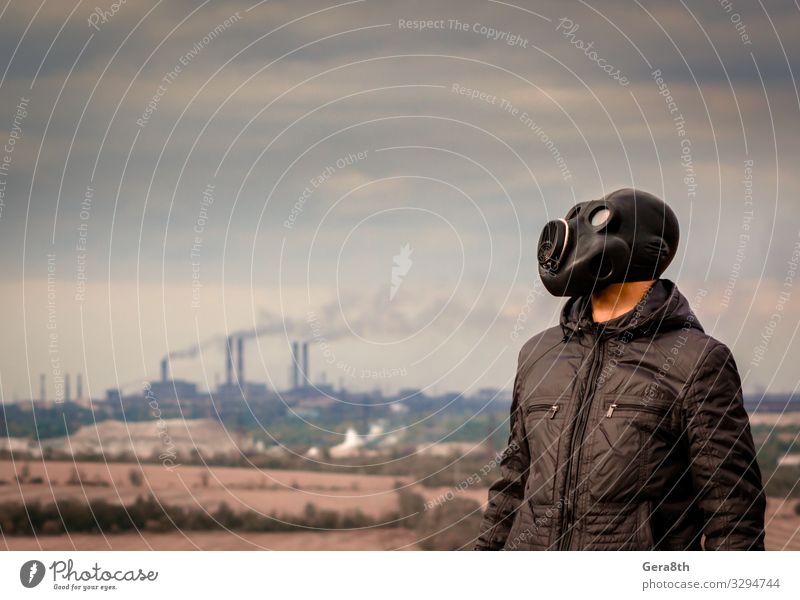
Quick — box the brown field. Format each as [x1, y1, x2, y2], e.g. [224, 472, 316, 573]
[1, 459, 797, 550]
[748, 411, 800, 426]
[765, 496, 800, 550]
[1, 528, 420, 551]
[0, 459, 485, 519]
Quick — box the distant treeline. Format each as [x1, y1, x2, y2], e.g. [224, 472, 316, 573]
[1, 402, 96, 439]
[0, 486, 484, 550]
[0, 449, 504, 491]
[751, 424, 800, 468]
[762, 467, 800, 500]
[0, 495, 380, 537]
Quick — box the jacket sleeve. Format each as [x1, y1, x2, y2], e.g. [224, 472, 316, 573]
[683, 343, 766, 550]
[474, 367, 531, 550]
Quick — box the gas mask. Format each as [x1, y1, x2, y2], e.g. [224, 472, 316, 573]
[537, 188, 679, 297]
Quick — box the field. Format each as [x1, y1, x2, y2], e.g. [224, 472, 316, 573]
[0, 459, 485, 519]
[1, 459, 797, 550]
[764, 497, 800, 550]
[1, 528, 420, 550]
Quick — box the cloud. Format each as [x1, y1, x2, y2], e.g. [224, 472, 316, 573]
[1, 0, 799, 396]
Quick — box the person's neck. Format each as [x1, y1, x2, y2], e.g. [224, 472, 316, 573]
[591, 280, 656, 323]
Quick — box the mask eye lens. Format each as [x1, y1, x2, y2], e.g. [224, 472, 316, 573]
[589, 207, 611, 227]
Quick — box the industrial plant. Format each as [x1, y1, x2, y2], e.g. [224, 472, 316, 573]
[106, 336, 339, 416]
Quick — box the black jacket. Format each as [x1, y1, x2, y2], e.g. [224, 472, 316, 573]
[476, 279, 765, 550]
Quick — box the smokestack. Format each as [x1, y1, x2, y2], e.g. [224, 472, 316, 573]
[76, 374, 83, 401]
[237, 336, 244, 385]
[225, 337, 233, 386]
[161, 358, 168, 383]
[291, 341, 299, 390]
[64, 374, 71, 403]
[39, 374, 45, 402]
[302, 342, 309, 387]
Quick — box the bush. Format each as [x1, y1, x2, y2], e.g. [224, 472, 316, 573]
[67, 468, 83, 485]
[128, 469, 144, 487]
[415, 497, 483, 551]
[16, 464, 30, 483]
[395, 484, 425, 528]
[763, 466, 800, 499]
[0, 496, 387, 536]
[41, 519, 64, 535]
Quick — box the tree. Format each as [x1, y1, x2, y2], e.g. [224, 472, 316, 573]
[128, 468, 144, 487]
[16, 463, 31, 483]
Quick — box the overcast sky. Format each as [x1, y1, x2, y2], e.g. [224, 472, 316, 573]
[1, 0, 799, 400]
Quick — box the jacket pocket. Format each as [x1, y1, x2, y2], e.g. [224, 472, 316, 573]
[523, 397, 565, 505]
[588, 395, 672, 503]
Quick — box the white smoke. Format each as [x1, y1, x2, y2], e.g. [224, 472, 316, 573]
[390, 243, 414, 301]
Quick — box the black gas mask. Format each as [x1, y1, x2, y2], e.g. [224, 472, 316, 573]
[537, 188, 679, 297]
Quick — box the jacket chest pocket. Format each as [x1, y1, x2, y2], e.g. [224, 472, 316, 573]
[523, 398, 566, 505]
[587, 395, 673, 503]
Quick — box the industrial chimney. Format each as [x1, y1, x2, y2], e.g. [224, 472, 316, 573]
[291, 341, 299, 390]
[237, 336, 245, 385]
[64, 373, 71, 403]
[302, 342, 309, 387]
[76, 373, 83, 401]
[225, 337, 233, 386]
[39, 374, 45, 403]
[160, 358, 168, 383]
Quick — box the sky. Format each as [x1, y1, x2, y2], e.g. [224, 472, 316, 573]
[0, 0, 799, 401]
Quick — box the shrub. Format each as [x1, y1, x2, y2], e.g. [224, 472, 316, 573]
[415, 497, 483, 551]
[16, 464, 30, 483]
[395, 485, 426, 528]
[0, 495, 388, 537]
[67, 468, 83, 485]
[128, 469, 144, 487]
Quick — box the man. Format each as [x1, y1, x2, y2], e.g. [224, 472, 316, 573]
[476, 188, 765, 550]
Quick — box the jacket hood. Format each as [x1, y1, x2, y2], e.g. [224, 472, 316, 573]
[559, 279, 704, 339]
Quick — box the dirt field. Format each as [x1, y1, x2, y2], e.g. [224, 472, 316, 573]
[748, 411, 800, 426]
[1, 528, 420, 551]
[0, 459, 484, 519]
[765, 496, 800, 550]
[1, 459, 797, 550]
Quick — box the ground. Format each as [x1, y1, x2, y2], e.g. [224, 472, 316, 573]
[1, 459, 797, 550]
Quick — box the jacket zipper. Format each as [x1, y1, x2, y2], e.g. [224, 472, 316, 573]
[605, 402, 668, 418]
[527, 403, 560, 419]
[558, 334, 605, 550]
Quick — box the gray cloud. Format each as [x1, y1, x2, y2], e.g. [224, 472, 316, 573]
[1, 0, 799, 397]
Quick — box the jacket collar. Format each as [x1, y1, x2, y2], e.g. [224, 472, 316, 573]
[559, 279, 704, 340]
